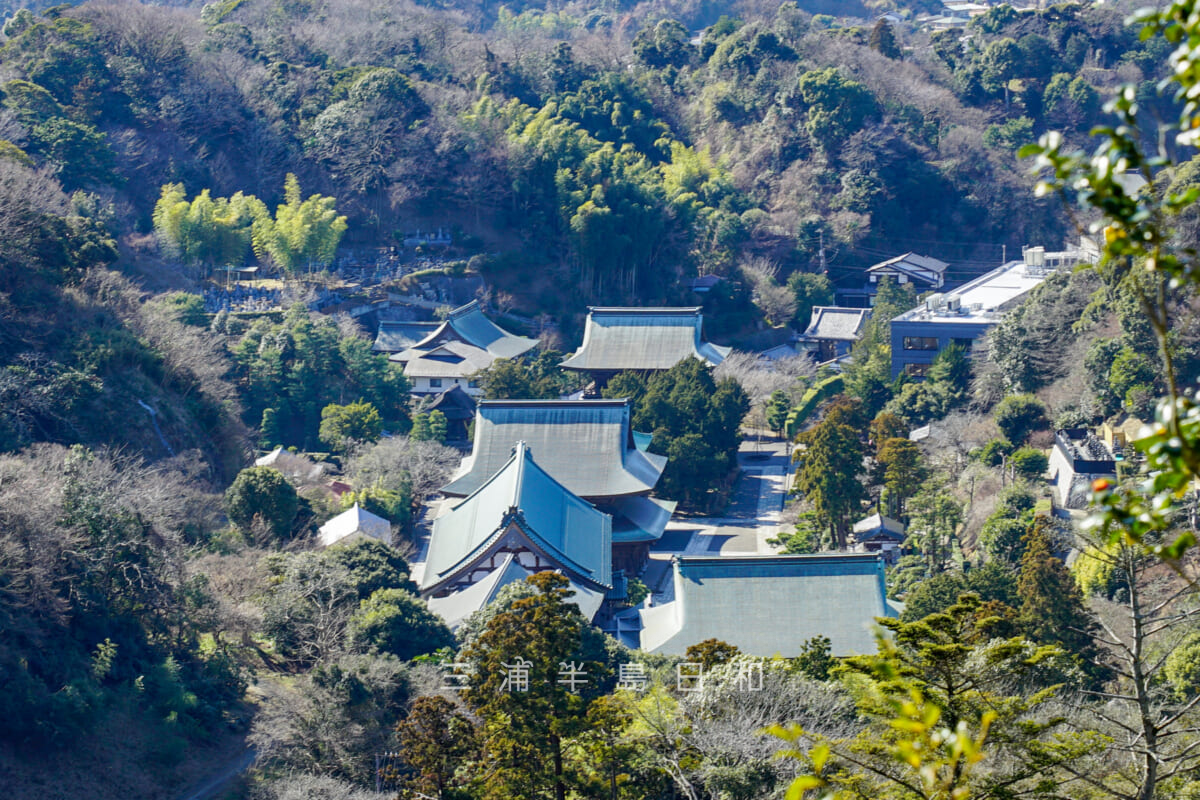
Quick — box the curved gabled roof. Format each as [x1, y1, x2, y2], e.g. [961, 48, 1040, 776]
[560, 307, 730, 372]
[440, 399, 667, 499]
[423, 442, 612, 594]
[395, 300, 537, 362]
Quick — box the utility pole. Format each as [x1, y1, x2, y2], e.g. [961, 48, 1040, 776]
[819, 230, 827, 274]
[1002, 244, 1007, 264]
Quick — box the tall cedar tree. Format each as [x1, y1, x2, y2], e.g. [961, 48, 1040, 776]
[462, 572, 609, 800]
[1017, 516, 1101, 673]
[874, 437, 926, 518]
[394, 695, 480, 800]
[795, 411, 866, 548]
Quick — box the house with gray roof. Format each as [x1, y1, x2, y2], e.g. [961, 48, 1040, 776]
[1049, 429, 1117, 510]
[422, 442, 613, 628]
[799, 306, 871, 361]
[868, 253, 950, 289]
[851, 513, 906, 563]
[638, 553, 898, 656]
[442, 399, 675, 575]
[560, 307, 730, 390]
[389, 300, 538, 395]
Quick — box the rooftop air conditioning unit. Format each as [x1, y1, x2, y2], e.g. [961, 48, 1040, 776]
[925, 293, 945, 312]
[1024, 246, 1045, 267]
[946, 294, 962, 312]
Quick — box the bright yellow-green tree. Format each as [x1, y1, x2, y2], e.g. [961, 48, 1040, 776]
[253, 173, 348, 274]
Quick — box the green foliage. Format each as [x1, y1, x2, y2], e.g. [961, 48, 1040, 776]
[776, 594, 1096, 800]
[408, 410, 447, 443]
[319, 400, 383, 452]
[765, 389, 790, 435]
[794, 407, 866, 548]
[794, 635, 834, 681]
[476, 356, 563, 400]
[769, 510, 822, 553]
[393, 695, 481, 800]
[340, 485, 409, 527]
[684, 638, 741, 670]
[346, 588, 454, 660]
[868, 19, 901, 59]
[794, 67, 876, 153]
[994, 393, 1048, 444]
[1017, 517, 1100, 669]
[625, 577, 649, 607]
[152, 184, 268, 271]
[231, 305, 410, 449]
[875, 437, 927, 517]
[461, 572, 610, 800]
[784, 374, 844, 437]
[786, 271, 834, 331]
[254, 174, 348, 274]
[983, 116, 1034, 152]
[1164, 633, 1200, 700]
[1009, 446, 1049, 480]
[224, 465, 299, 539]
[616, 357, 749, 509]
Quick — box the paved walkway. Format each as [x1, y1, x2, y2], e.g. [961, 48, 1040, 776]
[647, 438, 793, 602]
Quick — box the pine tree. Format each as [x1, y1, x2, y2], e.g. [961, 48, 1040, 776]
[795, 415, 867, 549]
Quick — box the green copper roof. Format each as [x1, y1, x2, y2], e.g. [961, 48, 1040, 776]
[423, 441, 612, 593]
[639, 553, 895, 657]
[441, 400, 667, 499]
[561, 307, 730, 372]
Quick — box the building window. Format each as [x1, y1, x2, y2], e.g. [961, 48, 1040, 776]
[468, 379, 480, 388]
[429, 378, 442, 388]
[952, 338, 974, 351]
[904, 363, 930, 377]
[903, 336, 939, 351]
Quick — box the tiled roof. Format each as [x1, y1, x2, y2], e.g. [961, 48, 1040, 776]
[608, 495, 677, 543]
[852, 513, 907, 541]
[390, 300, 537, 375]
[390, 340, 495, 378]
[561, 307, 730, 372]
[867, 252, 950, 280]
[441, 400, 667, 499]
[372, 320, 439, 353]
[424, 554, 607, 629]
[423, 441, 612, 594]
[639, 553, 896, 656]
[802, 307, 871, 341]
[425, 384, 477, 421]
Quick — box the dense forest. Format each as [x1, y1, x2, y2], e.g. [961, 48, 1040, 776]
[3, 0, 1200, 797]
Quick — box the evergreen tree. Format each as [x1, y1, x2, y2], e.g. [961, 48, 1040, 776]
[795, 415, 866, 549]
[1017, 516, 1099, 666]
[874, 437, 926, 518]
[394, 695, 480, 800]
[868, 19, 901, 60]
[462, 572, 610, 800]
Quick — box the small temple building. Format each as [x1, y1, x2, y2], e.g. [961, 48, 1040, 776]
[389, 300, 537, 395]
[560, 307, 730, 390]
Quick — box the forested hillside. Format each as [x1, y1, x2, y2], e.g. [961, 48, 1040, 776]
[3, 0, 1200, 798]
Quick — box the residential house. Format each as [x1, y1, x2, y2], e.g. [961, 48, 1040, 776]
[1049, 429, 1118, 510]
[318, 503, 393, 548]
[560, 307, 730, 391]
[441, 399, 676, 575]
[389, 300, 538, 396]
[638, 554, 899, 656]
[837, 252, 950, 307]
[422, 442, 614, 628]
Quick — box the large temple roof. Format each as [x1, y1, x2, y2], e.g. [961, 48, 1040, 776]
[441, 400, 666, 499]
[560, 307, 730, 372]
[423, 441, 612, 595]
